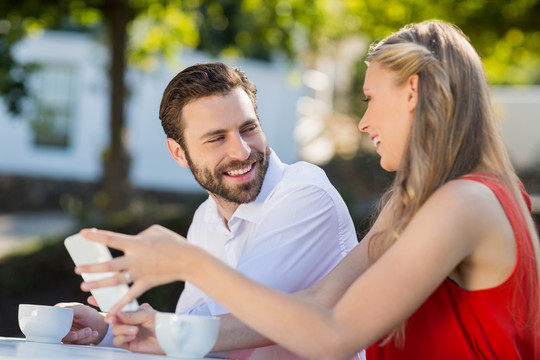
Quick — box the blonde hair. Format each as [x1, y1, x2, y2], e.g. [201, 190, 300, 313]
[366, 20, 540, 344]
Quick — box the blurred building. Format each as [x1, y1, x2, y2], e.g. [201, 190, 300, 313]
[0, 30, 539, 196]
[491, 86, 540, 172]
[0, 31, 306, 194]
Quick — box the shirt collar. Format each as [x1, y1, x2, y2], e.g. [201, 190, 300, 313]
[204, 148, 285, 226]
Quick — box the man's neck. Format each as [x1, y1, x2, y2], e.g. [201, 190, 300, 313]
[209, 194, 240, 229]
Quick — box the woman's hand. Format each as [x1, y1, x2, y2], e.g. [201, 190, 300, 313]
[110, 303, 163, 354]
[74, 225, 202, 317]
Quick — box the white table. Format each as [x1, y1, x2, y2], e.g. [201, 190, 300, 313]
[0, 337, 209, 359]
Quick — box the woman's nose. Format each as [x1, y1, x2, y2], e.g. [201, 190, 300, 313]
[358, 116, 368, 133]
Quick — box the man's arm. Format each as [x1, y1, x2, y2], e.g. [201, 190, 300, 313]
[212, 238, 371, 351]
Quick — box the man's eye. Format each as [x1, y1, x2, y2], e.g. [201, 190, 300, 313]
[243, 125, 257, 134]
[208, 136, 224, 143]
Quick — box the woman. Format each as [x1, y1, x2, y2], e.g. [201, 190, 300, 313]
[76, 20, 540, 359]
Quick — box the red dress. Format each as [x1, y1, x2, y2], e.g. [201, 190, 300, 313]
[366, 174, 540, 359]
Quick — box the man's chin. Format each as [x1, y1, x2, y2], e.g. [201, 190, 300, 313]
[226, 190, 260, 204]
[213, 193, 255, 205]
[214, 185, 261, 204]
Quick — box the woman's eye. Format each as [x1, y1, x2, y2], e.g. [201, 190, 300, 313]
[362, 97, 371, 103]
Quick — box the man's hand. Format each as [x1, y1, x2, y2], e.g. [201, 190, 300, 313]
[55, 302, 108, 345]
[111, 303, 164, 355]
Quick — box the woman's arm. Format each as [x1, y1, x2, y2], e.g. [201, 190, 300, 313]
[213, 238, 371, 352]
[187, 180, 504, 359]
[76, 180, 512, 359]
[212, 202, 391, 352]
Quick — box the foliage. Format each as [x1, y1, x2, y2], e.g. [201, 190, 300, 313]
[310, 0, 540, 165]
[1, 0, 539, 116]
[346, 0, 540, 85]
[0, 18, 35, 114]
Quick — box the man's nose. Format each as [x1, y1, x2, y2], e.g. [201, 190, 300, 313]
[227, 134, 251, 160]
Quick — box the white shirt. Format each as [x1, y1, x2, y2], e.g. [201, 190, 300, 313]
[176, 150, 358, 359]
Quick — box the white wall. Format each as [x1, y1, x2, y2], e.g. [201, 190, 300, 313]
[491, 86, 540, 171]
[0, 31, 109, 182]
[0, 31, 306, 193]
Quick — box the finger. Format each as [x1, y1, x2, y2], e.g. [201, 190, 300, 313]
[137, 225, 161, 236]
[106, 283, 147, 318]
[62, 330, 79, 343]
[75, 256, 127, 275]
[115, 306, 154, 326]
[138, 224, 184, 240]
[113, 334, 137, 349]
[87, 296, 98, 307]
[80, 271, 128, 292]
[80, 228, 136, 252]
[62, 328, 98, 345]
[76, 328, 99, 344]
[106, 313, 120, 325]
[140, 303, 153, 310]
[111, 324, 139, 337]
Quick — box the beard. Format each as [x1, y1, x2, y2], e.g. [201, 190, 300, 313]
[185, 146, 270, 204]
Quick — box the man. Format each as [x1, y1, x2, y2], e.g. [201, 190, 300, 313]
[59, 62, 358, 359]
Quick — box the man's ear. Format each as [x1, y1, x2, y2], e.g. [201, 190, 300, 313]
[407, 74, 419, 112]
[166, 138, 189, 168]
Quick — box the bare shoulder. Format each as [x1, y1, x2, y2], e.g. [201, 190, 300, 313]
[410, 177, 511, 259]
[428, 178, 516, 289]
[428, 178, 502, 218]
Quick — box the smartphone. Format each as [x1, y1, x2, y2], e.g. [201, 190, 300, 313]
[64, 233, 139, 312]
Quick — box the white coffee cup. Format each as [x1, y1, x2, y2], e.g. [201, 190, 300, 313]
[155, 312, 220, 358]
[18, 304, 73, 343]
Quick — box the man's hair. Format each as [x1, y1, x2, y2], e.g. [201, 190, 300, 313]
[159, 62, 258, 149]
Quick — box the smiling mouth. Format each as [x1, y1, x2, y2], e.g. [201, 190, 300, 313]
[225, 163, 254, 176]
[371, 135, 381, 148]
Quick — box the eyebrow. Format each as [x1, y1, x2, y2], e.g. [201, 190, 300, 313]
[200, 119, 259, 140]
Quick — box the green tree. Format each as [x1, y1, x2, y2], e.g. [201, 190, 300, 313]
[0, 1, 182, 211]
[0, 0, 312, 212]
[340, 0, 540, 85]
[336, 0, 540, 155]
[0, 0, 348, 211]
[1, 0, 539, 212]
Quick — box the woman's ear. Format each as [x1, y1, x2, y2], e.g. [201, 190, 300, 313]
[407, 74, 419, 112]
[166, 138, 189, 168]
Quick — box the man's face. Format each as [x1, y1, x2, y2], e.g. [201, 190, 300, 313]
[180, 87, 270, 204]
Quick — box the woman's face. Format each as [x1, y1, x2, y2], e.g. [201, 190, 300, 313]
[358, 61, 417, 172]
